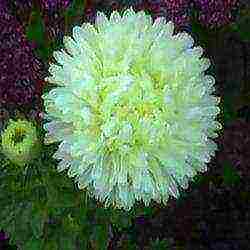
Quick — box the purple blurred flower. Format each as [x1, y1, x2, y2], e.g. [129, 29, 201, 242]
[94, 0, 192, 28]
[147, 0, 192, 28]
[0, 230, 8, 240]
[120, 0, 147, 10]
[8, 0, 33, 27]
[40, 0, 71, 11]
[0, 0, 7, 12]
[217, 119, 250, 177]
[10, 0, 33, 11]
[0, 105, 11, 133]
[0, 11, 44, 108]
[41, 1, 72, 43]
[193, 0, 239, 28]
[83, 6, 97, 24]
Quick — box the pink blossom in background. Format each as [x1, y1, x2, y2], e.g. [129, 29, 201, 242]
[193, 0, 239, 28]
[0, 11, 44, 113]
[40, 0, 71, 11]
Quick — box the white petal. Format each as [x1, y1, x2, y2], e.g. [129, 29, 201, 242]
[95, 11, 109, 30]
[167, 176, 179, 198]
[63, 36, 79, 55]
[118, 122, 133, 142]
[122, 7, 136, 21]
[72, 26, 83, 41]
[200, 58, 211, 71]
[67, 160, 84, 177]
[57, 159, 71, 172]
[186, 46, 203, 58]
[153, 16, 166, 29]
[54, 50, 72, 66]
[48, 63, 63, 76]
[109, 10, 121, 23]
[165, 21, 175, 37]
[79, 23, 98, 48]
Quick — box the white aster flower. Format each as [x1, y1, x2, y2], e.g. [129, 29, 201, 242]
[42, 7, 222, 211]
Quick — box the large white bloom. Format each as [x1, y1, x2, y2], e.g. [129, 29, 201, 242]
[42, 7, 222, 210]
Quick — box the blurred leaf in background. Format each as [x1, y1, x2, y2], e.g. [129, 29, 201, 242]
[222, 162, 241, 186]
[230, 8, 250, 42]
[149, 237, 169, 250]
[25, 8, 48, 61]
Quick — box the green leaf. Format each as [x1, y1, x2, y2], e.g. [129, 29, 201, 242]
[30, 205, 46, 239]
[90, 224, 109, 250]
[221, 94, 238, 125]
[25, 8, 50, 61]
[64, 0, 85, 18]
[231, 10, 250, 42]
[150, 238, 169, 250]
[110, 210, 133, 230]
[25, 10, 45, 45]
[190, 11, 212, 47]
[119, 235, 138, 250]
[222, 162, 241, 186]
[63, 0, 86, 36]
[12, 202, 34, 246]
[0, 207, 15, 230]
[59, 232, 77, 250]
[43, 240, 59, 250]
[46, 180, 76, 210]
[30, 184, 47, 205]
[23, 237, 43, 250]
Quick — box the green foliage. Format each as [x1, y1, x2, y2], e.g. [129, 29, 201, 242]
[110, 209, 133, 231]
[26, 10, 45, 47]
[30, 204, 46, 239]
[221, 94, 238, 125]
[90, 224, 109, 250]
[23, 237, 43, 250]
[64, 0, 85, 18]
[25, 8, 48, 61]
[222, 162, 241, 186]
[43, 240, 59, 250]
[118, 234, 138, 250]
[190, 10, 213, 47]
[0, 140, 92, 250]
[24, 1, 87, 61]
[230, 9, 250, 42]
[149, 238, 169, 250]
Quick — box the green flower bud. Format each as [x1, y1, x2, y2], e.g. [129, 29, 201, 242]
[1, 119, 39, 167]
